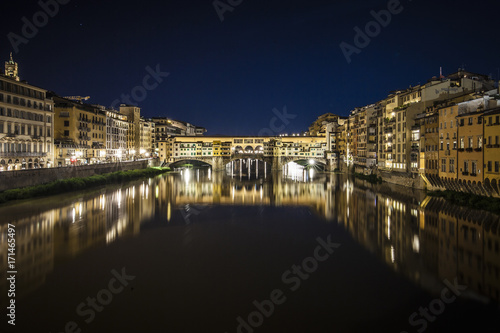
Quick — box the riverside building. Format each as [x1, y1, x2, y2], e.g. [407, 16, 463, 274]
[0, 54, 54, 171]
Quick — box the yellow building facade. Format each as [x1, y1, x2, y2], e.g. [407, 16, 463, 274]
[483, 108, 500, 191]
[53, 96, 106, 166]
[456, 109, 484, 184]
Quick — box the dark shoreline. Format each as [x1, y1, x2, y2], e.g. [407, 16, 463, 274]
[427, 189, 500, 214]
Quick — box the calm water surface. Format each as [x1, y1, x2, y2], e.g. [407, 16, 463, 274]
[1, 168, 499, 332]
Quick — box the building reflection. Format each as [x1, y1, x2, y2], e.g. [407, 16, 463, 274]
[0, 169, 499, 305]
[334, 178, 500, 303]
[0, 181, 156, 305]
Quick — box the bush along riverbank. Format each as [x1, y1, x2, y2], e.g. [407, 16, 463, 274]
[0, 167, 170, 205]
[428, 190, 500, 214]
[354, 172, 383, 184]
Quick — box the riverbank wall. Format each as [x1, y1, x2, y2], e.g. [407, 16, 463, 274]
[0, 160, 150, 192]
[365, 168, 500, 198]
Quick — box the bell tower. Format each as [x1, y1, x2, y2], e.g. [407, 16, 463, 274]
[5, 53, 19, 81]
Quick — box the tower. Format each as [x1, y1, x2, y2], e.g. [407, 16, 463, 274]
[5, 53, 19, 81]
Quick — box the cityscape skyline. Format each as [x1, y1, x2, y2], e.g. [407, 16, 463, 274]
[2, 0, 500, 135]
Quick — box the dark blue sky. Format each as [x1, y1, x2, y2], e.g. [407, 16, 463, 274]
[2, 0, 499, 135]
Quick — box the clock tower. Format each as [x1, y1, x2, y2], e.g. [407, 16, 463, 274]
[5, 53, 19, 81]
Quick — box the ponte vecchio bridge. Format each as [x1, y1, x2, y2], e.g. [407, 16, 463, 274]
[160, 136, 339, 171]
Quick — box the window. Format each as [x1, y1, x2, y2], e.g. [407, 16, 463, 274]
[464, 161, 469, 173]
[440, 141, 443, 150]
[449, 159, 455, 173]
[488, 161, 492, 172]
[450, 120, 453, 128]
[441, 159, 446, 172]
[478, 136, 482, 148]
[468, 137, 473, 148]
[64, 121, 69, 126]
[64, 130, 69, 136]
[453, 140, 457, 149]
[460, 137, 464, 148]
[471, 161, 477, 175]
[468, 117, 473, 125]
[496, 162, 500, 173]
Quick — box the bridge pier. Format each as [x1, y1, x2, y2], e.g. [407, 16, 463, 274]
[271, 156, 283, 171]
[211, 156, 226, 171]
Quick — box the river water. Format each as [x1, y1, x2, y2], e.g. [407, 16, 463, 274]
[1, 167, 499, 332]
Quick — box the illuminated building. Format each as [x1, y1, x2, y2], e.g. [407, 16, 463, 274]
[119, 104, 141, 158]
[53, 95, 106, 166]
[483, 107, 500, 193]
[139, 118, 155, 157]
[0, 54, 55, 170]
[104, 107, 128, 161]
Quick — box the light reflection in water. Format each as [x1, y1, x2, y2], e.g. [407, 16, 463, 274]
[0, 169, 499, 306]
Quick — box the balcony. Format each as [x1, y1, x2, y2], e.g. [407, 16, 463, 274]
[0, 152, 47, 157]
[470, 173, 477, 177]
[458, 148, 465, 152]
[474, 147, 482, 152]
[465, 148, 473, 152]
[462, 171, 469, 175]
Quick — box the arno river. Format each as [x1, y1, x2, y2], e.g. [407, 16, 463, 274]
[1, 165, 499, 332]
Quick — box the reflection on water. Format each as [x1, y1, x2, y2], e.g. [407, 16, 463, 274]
[0, 168, 499, 305]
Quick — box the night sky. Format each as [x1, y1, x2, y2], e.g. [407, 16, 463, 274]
[1, 0, 499, 135]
